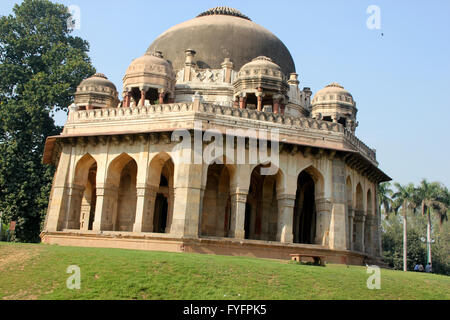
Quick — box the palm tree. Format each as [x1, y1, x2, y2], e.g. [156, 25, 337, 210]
[392, 183, 417, 272]
[378, 182, 393, 219]
[414, 180, 449, 266]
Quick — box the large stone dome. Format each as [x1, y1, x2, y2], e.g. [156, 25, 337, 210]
[147, 7, 296, 76]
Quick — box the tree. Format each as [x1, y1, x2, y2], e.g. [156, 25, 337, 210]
[378, 182, 393, 218]
[391, 183, 417, 271]
[0, 0, 95, 242]
[414, 180, 449, 266]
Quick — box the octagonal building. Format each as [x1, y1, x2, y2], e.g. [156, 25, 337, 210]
[41, 7, 390, 265]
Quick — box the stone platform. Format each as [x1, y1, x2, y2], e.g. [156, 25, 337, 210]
[40, 231, 380, 266]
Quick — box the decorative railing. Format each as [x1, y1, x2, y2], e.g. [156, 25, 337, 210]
[67, 102, 377, 163]
[344, 129, 377, 162]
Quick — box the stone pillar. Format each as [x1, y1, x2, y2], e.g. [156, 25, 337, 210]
[139, 88, 146, 107]
[353, 210, 365, 252]
[170, 163, 203, 238]
[158, 88, 165, 104]
[273, 97, 280, 114]
[229, 189, 248, 239]
[256, 88, 264, 112]
[315, 198, 331, 246]
[92, 186, 118, 232]
[233, 98, 239, 108]
[364, 215, 375, 256]
[133, 186, 158, 233]
[221, 58, 234, 84]
[124, 91, 131, 108]
[44, 145, 72, 232]
[239, 94, 247, 110]
[348, 206, 355, 250]
[276, 194, 295, 243]
[65, 185, 85, 230]
[328, 158, 348, 250]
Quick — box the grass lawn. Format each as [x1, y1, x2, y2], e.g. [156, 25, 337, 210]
[0, 242, 448, 300]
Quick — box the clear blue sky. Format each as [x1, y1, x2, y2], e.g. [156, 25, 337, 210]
[1, 0, 449, 187]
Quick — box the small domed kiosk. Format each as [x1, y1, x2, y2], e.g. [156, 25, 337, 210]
[311, 83, 358, 133]
[74, 73, 119, 110]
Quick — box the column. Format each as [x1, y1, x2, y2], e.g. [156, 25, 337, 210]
[158, 88, 165, 104]
[139, 88, 146, 107]
[348, 206, 355, 250]
[353, 210, 365, 252]
[123, 91, 131, 108]
[273, 98, 280, 114]
[256, 88, 264, 112]
[44, 145, 72, 232]
[276, 194, 295, 243]
[239, 94, 247, 110]
[65, 185, 85, 230]
[133, 186, 158, 232]
[170, 163, 203, 238]
[92, 186, 118, 232]
[229, 189, 248, 239]
[315, 198, 331, 246]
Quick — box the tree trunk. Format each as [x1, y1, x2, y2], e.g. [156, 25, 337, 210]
[427, 207, 432, 266]
[403, 201, 407, 272]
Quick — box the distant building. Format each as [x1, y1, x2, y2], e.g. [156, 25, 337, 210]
[41, 7, 390, 265]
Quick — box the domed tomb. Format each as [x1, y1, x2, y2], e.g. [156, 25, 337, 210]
[74, 73, 119, 110]
[311, 83, 358, 132]
[147, 7, 296, 76]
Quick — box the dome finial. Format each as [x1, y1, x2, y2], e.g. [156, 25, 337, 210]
[197, 7, 251, 21]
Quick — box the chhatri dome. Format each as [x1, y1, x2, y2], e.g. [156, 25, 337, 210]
[147, 6, 296, 75]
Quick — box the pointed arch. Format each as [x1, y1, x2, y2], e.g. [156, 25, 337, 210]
[200, 163, 232, 237]
[146, 152, 174, 233]
[104, 153, 138, 231]
[245, 163, 283, 240]
[67, 154, 97, 230]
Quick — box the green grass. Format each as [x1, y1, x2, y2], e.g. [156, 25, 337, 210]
[0, 242, 448, 300]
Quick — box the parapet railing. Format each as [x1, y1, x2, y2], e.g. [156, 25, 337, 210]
[67, 102, 377, 162]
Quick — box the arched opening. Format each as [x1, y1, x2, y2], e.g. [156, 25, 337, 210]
[145, 88, 160, 105]
[115, 159, 138, 231]
[200, 164, 231, 237]
[69, 154, 97, 230]
[147, 153, 174, 233]
[245, 93, 257, 110]
[245, 164, 279, 240]
[338, 117, 347, 127]
[104, 153, 138, 232]
[80, 163, 97, 231]
[293, 171, 316, 244]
